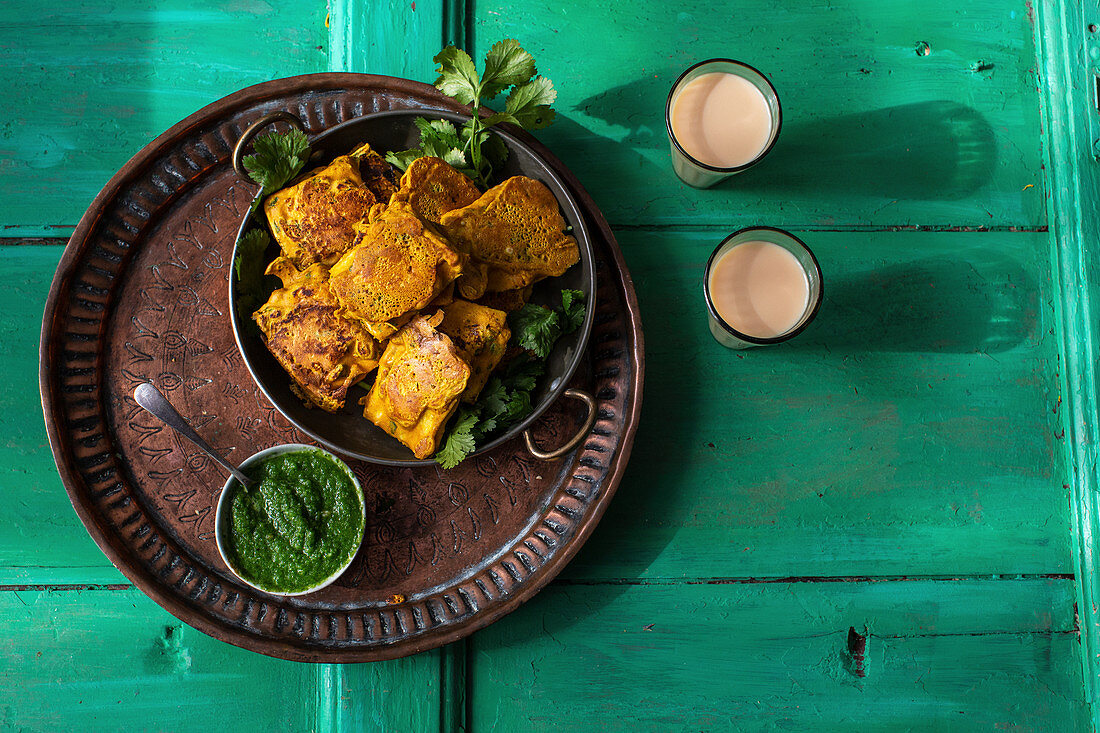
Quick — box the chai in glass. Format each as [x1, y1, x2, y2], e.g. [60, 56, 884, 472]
[704, 228, 822, 349]
[666, 60, 781, 188]
[670, 73, 772, 169]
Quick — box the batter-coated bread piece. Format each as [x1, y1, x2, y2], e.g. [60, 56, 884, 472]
[438, 299, 511, 403]
[253, 259, 380, 412]
[362, 315, 470, 459]
[350, 143, 401, 203]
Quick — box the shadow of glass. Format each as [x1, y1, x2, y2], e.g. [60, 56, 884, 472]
[570, 76, 997, 202]
[791, 255, 1038, 354]
[572, 76, 669, 137]
[746, 101, 997, 200]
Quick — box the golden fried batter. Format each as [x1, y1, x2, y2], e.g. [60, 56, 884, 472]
[475, 285, 533, 313]
[438, 300, 510, 402]
[362, 316, 470, 459]
[440, 176, 580, 281]
[253, 260, 380, 412]
[350, 143, 400, 203]
[263, 156, 378, 268]
[485, 266, 543, 293]
[328, 201, 464, 325]
[390, 157, 482, 226]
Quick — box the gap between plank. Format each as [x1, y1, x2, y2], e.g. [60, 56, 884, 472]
[554, 573, 1075, 586]
[611, 224, 1050, 233]
[0, 574, 1073, 594]
[0, 225, 1050, 244]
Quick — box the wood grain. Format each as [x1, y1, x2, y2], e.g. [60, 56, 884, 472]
[330, 0, 448, 81]
[1036, 0, 1100, 714]
[3, 244, 124, 585]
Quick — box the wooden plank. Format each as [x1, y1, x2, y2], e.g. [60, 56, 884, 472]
[472, 0, 1045, 229]
[7, 228, 1072, 583]
[0, 588, 441, 731]
[467, 579, 1087, 731]
[0, 1, 329, 235]
[1035, 0, 1100, 717]
[562, 229, 1070, 579]
[330, 0, 447, 81]
[1, 244, 124, 585]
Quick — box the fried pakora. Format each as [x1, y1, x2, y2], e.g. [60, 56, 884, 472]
[253, 260, 380, 412]
[474, 285, 533, 313]
[362, 315, 470, 458]
[390, 157, 488, 300]
[328, 200, 464, 325]
[263, 156, 379, 268]
[252, 141, 581, 462]
[438, 300, 511, 402]
[389, 156, 482, 225]
[439, 176, 580, 291]
[350, 143, 400, 203]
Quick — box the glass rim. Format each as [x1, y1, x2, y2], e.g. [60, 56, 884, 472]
[703, 226, 823, 345]
[665, 58, 783, 174]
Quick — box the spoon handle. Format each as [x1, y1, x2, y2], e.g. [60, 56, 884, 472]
[133, 383, 253, 487]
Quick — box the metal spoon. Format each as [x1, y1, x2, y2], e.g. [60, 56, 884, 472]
[133, 383, 254, 488]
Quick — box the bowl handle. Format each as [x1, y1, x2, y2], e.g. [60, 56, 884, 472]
[524, 388, 598, 461]
[232, 111, 307, 180]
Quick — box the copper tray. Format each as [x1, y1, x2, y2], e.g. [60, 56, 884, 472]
[38, 74, 643, 662]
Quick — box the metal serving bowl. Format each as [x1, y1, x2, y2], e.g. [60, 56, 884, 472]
[228, 109, 596, 466]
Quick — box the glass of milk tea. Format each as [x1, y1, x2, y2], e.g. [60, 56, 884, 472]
[666, 59, 781, 188]
[704, 227, 822, 349]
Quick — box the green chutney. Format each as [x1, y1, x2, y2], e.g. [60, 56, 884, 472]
[224, 449, 364, 594]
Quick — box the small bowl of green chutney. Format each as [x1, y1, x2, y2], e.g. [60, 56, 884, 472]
[215, 444, 366, 596]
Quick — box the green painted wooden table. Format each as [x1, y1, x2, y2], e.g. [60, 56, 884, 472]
[7, 0, 1100, 729]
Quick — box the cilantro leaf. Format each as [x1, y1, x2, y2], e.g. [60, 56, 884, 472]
[560, 289, 586, 334]
[502, 388, 533, 425]
[242, 128, 310, 199]
[416, 117, 464, 148]
[478, 377, 510, 419]
[434, 47, 480, 106]
[480, 111, 519, 128]
[386, 118, 477, 178]
[442, 147, 470, 170]
[234, 228, 272, 324]
[422, 117, 461, 138]
[384, 148, 424, 172]
[481, 134, 509, 170]
[435, 406, 480, 468]
[503, 357, 544, 392]
[505, 77, 557, 129]
[510, 303, 562, 358]
[481, 39, 537, 99]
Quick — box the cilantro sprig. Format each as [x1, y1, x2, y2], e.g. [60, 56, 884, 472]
[510, 288, 586, 358]
[386, 39, 557, 188]
[234, 228, 273, 325]
[242, 128, 311, 210]
[435, 289, 586, 468]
